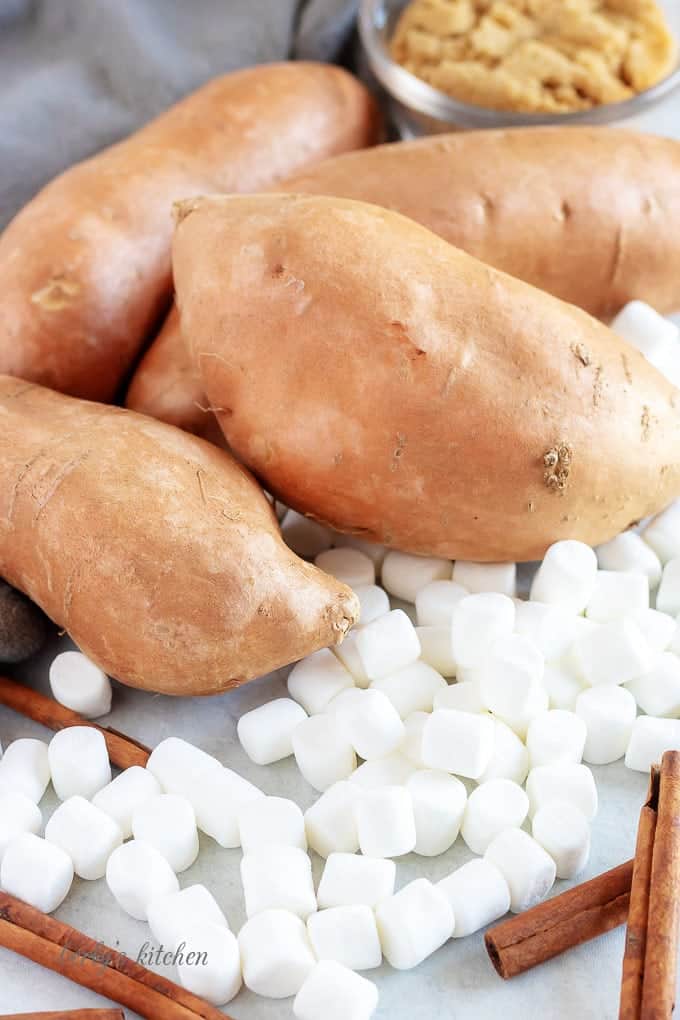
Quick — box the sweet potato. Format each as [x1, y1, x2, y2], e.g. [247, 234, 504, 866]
[173, 194, 680, 562]
[0, 377, 358, 694]
[0, 63, 379, 401]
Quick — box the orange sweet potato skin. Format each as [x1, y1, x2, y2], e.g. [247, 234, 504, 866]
[0, 63, 379, 402]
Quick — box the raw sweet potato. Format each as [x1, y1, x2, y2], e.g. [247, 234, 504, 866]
[0, 63, 379, 401]
[173, 194, 680, 562]
[0, 376, 358, 694]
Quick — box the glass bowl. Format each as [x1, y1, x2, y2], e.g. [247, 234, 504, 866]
[359, 0, 680, 138]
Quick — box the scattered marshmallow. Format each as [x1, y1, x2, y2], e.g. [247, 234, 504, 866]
[433, 680, 485, 715]
[438, 859, 511, 937]
[494, 683, 549, 742]
[415, 625, 457, 676]
[105, 839, 178, 919]
[381, 551, 451, 603]
[189, 766, 263, 848]
[477, 634, 544, 720]
[514, 600, 577, 662]
[610, 300, 678, 366]
[237, 698, 308, 766]
[530, 541, 598, 612]
[596, 531, 662, 589]
[526, 710, 587, 768]
[415, 580, 469, 626]
[484, 828, 556, 913]
[399, 712, 429, 769]
[542, 661, 586, 712]
[92, 765, 161, 839]
[49, 651, 112, 718]
[147, 884, 229, 952]
[0, 832, 73, 913]
[451, 593, 515, 669]
[335, 688, 405, 760]
[333, 631, 371, 688]
[317, 853, 396, 909]
[643, 502, 680, 564]
[132, 793, 198, 872]
[572, 618, 652, 686]
[630, 608, 676, 653]
[45, 795, 122, 880]
[407, 770, 467, 856]
[307, 905, 382, 971]
[0, 738, 50, 803]
[375, 878, 454, 970]
[585, 570, 649, 622]
[47, 727, 111, 801]
[349, 753, 416, 789]
[626, 652, 680, 717]
[281, 509, 333, 558]
[477, 719, 530, 786]
[293, 714, 356, 792]
[625, 716, 680, 772]
[289, 649, 355, 713]
[371, 661, 446, 719]
[146, 737, 219, 799]
[239, 795, 307, 852]
[575, 685, 637, 765]
[656, 558, 680, 616]
[315, 547, 376, 588]
[532, 801, 591, 879]
[176, 922, 242, 1006]
[0, 792, 41, 863]
[239, 909, 316, 999]
[305, 781, 361, 858]
[356, 610, 421, 680]
[241, 845, 317, 920]
[461, 779, 529, 855]
[294, 961, 379, 1020]
[422, 709, 495, 779]
[526, 763, 598, 820]
[452, 561, 516, 597]
[333, 534, 386, 572]
[355, 785, 416, 858]
[353, 585, 390, 624]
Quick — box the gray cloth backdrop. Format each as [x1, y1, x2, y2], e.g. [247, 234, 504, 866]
[0, 0, 358, 228]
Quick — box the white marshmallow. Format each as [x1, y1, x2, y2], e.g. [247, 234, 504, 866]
[585, 570, 649, 622]
[461, 779, 529, 855]
[335, 688, 405, 760]
[189, 766, 263, 848]
[49, 651, 112, 718]
[573, 618, 652, 686]
[400, 712, 429, 769]
[452, 593, 515, 669]
[452, 561, 516, 597]
[356, 610, 421, 680]
[45, 795, 122, 880]
[239, 795, 307, 852]
[656, 558, 680, 616]
[0, 832, 73, 913]
[575, 685, 637, 765]
[542, 661, 586, 711]
[630, 608, 676, 653]
[237, 698, 308, 765]
[146, 737, 219, 799]
[293, 714, 356, 792]
[433, 680, 485, 714]
[495, 683, 550, 741]
[106, 839, 178, 919]
[381, 551, 452, 602]
[532, 801, 591, 879]
[176, 922, 241, 1006]
[0, 792, 41, 863]
[305, 781, 361, 858]
[317, 853, 396, 909]
[438, 859, 510, 937]
[238, 909, 316, 999]
[371, 661, 446, 719]
[514, 600, 577, 661]
[349, 753, 415, 790]
[422, 709, 495, 779]
[526, 710, 587, 768]
[526, 763, 598, 820]
[610, 300, 678, 366]
[530, 541, 598, 612]
[333, 534, 386, 572]
[643, 502, 680, 565]
[325, 687, 366, 719]
[625, 716, 680, 772]
[0, 738, 50, 803]
[485, 828, 556, 913]
[626, 652, 680, 717]
[375, 878, 454, 970]
[415, 580, 469, 626]
[353, 585, 390, 624]
[281, 509, 333, 558]
[596, 531, 662, 589]
[355, 785, 416, 858]
[407, 769, 467, 856]
[315, 548, 375, 588]
[289, 649, 355, 713]
[415, 625, 457, 676]
[477, 634, 544, 719]
[147, 884, 229, 952]
[241, 845, 316, 920]
[132, 793, 198, 873]
[477, 719, 530, 785]
[47, 727, 111, 801]
[92, 765, 161, 839]
[333, 630, 371, 688]
[307, 906, 382, 971]
[294, 961, 379, 1020]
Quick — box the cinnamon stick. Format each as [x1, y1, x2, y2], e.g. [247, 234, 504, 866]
[485, 858, 633, 979]
[1, 1011, 125, 1019]
[0, 675, 150, 769]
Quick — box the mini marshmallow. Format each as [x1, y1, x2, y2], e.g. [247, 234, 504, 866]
[585, 570, 649, 622]
[289, 649, 355, 713]
[526, 763, 598, 820]
[47, 727, 111, 801]
[317, 853, 396, 909]
[106, 839, 178, 919]
[626, 652, 680, 717]
[335, 688, 405, 760]
[294, 961, 379, 1020]
[325, 687, 366, 719]
[315, 548, 375, 588]
[293, 714, 356, 792]
[400, 712, 429, 769]
[281, 509, 333, 558]
[238, 909, 316, 999]
[0, 792, 41, 863]
[452, 561, 516, 597]
[575, 685, 637, 765]
[305, 781, 361, 857]
[333, 534, 387, 571]
[371, 661, 446, 719]
[189, 766, 263, 848]
[542, 661, 586, 712]
[239, 795, 307, 852]
[176, 922, 241, 1006]
[415, 626, 457, 676]
[532, 801, 591, 879]
[433, 680, 485, 715]
[477, 719, 530, 786]
[514, 600, 577, 662]
[422, 709, 495, 779]
[485, 827, 556, 913]
[353, 585, 390, 624]
[333, 630, 371, 688]
[0, 832, 73, 913]
[630, 608, 676, 653]
[625, 716, 680, 772]
[597, 531, 662, 589]
[495, 683, 550, 742]
[461, 779, 529, 855]
[131, 793, 198, 872]
[356, 610, 421, 680]
[656, 558, 680, 616]
[438, 859, 511, 937]
[643, 502, 680, 564]
[241, 845, 317, 919]
[573, 618, 652, 686]
[530, 541, 598, 612]
[477, 634, 544, 719]
[146, 737, 219, 798]
[451, 593, 516, 669]
[45, 795, 122, 880]
[610, 300, 678, 366]
[375, 878, 454, 970]
[355, 785, 416, 858]
[307, 905, 382, 971]
[147, 884, 229, 952]
[237, 698, 308, 765]
[407, 769, 467, 856]
[381, 550, 452, 603]
[0, 738, 50, 803]
[92, 765, 161, 839]
[526, 710, 587, 768]
[49, 650, 112, 718]
[349, 753, 415, 790]
[415, 580, 469, 626]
